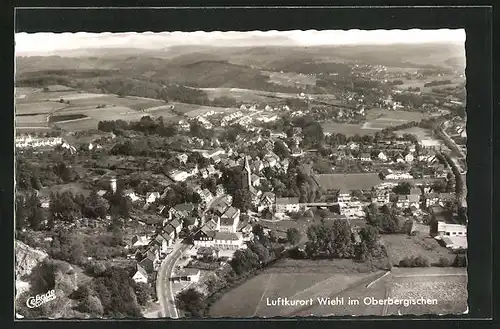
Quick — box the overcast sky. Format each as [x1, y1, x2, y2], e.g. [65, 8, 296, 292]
[15, 29, 465, 55]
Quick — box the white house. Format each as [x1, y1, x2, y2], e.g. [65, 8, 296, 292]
[337, 190, 351, 203]
[433, 222, 467, 237]
[213, 232, 245, 250]
[404, 153, 414, 163]
[124, 190, 141, 203]
[177, 153, 189, 165]
[360, 153, 372, 162]
[258, 192, 275, 212]
[275, 198, 300, 213]
[132, 266, 149, 284]
[377, 152, 388, 162]
[146, 192, 160, 204]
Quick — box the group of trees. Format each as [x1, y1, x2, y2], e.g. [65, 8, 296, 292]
[16, 158, 78, 191]
[365, 204, 401, 234]
[305, 219, 354, 259]
[82, 266, 143, 318]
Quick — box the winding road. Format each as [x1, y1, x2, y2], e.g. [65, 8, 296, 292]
[156, 241, 190, 318]
[155, 194, 228, 318]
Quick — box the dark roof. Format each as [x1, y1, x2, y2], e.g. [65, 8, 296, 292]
[214, 232, 240, 241]
[170, 218, 182, 228]
[222, 207, 239, 219]
[139, 258, 154, 273]
[220, 216, 236, 227]
[193, 229, 216, 240]
[164, 225, 175, 235]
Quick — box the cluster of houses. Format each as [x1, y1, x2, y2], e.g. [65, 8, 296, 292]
[16, 135, 63, 149]
[131, 215, 184, 284]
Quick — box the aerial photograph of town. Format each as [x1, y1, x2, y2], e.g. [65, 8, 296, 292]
[14, 29, 467, 319]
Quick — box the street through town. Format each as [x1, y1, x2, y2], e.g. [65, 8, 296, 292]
[156, 241, 190, 318]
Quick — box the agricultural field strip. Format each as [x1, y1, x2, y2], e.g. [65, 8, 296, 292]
[285, 271, 385, 317]
[287, 274, 352, 300]
[252, 273, 275, 316]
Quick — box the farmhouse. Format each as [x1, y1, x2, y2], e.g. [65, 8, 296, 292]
[431, 221, 467, 238]
[275, 198, 300, 214]
[213, 232, 245, 250]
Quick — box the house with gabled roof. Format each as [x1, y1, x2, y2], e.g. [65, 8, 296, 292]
[132, 262, 151, 284]
[220, 207, 240, 233]
[258, 192, 275, 212]
[193, 229, 216, 248]
[377, 151, 388, 162]
[213, 231, 245, 250]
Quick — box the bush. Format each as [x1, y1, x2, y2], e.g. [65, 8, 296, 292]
[398, 255, 430, 267]
[436, 257, 452, 267]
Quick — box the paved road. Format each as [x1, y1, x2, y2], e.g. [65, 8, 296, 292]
[156, 241, 191, 318]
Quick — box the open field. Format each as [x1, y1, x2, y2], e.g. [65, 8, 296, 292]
[209, 258, 385, 318]
[322, 122, 373, 136]
[53, 106, 148, 131]
[16, 114, 48, 127]
[16, 102, 68, 115]
[385, 267, 467, 315]
[16, 88, 171, 131]
[314, 173, 382, 191]
[262, 70, 317, 87]
[381, 234, 456, 266]
[365, 108, 432, 122]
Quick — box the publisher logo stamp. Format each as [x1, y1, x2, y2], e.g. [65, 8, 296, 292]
[26, 290, 57, 309]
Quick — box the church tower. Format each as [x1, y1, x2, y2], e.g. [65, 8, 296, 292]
[241, 156, 252, 190]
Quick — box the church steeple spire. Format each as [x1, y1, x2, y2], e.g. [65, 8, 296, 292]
[242, 156, 252, 190]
